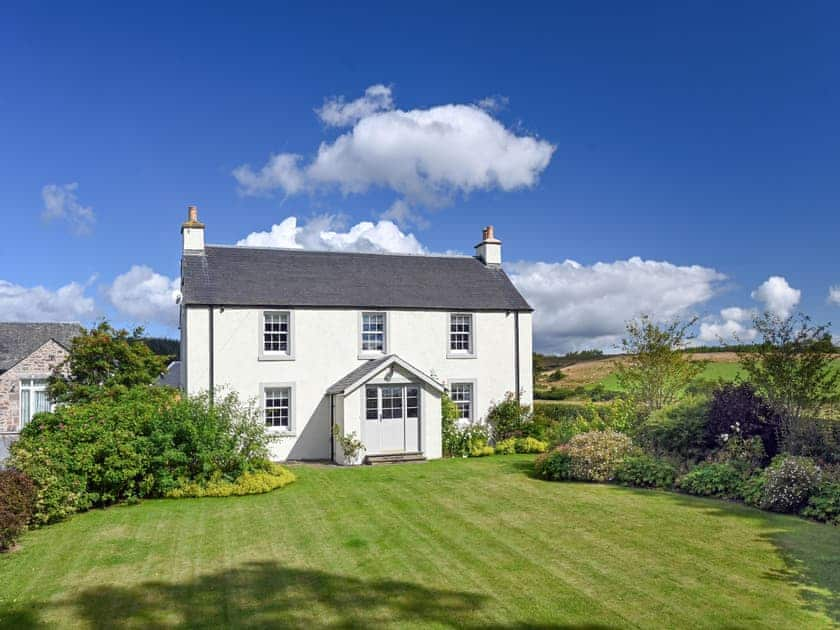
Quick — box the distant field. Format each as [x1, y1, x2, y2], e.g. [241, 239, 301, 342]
[598, 361, 745, 393]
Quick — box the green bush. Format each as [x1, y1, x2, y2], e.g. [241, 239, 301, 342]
[783, 417, 840, 465]
[741, 472, 767, 507]
[564, 430, 637, 482]
[166, 464, 296, 498]
[534, 447, 573, 481]
[486, 393, 532, 440]
[758, 455, 822, 514]
[0, 469, 36, 550]
[469, 445, 495, 457]
[495, 438, 517, 455]
[801, 482, 840, 525]
[514, 437, 548, 454]
[709, 436, 767, 476]
[10, 387, 277, 524]
[677, 463, 743, 499]
[636, 397, 711, 464]
[615, 455, 677, 488]
[441, 394, 462, 457]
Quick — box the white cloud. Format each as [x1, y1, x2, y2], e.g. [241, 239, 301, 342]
[506, 258, 726, 354]
[233, 85, 555, 207]
[751, 276, 801, 317]
[829, 285, 840, 306]
[232, 154, 306, 197]
[475, 95, 509, 112]
[698, 307, 758, 344]
[316, 84, 394, 127]
[236, 216, 427, 255]
[719, 306, 754, 322]
[379, 199, 429, 229]
[0, 279, 96, 322]
[41, 182, 95, 235]
[106, 265, 180, 328]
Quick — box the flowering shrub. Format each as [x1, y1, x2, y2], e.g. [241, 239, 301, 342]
[486, 393, 531, 440]
[707, 383, 780, 457]
[800, 482, 840, 525]
[0, 469, 36, 551]
[677, 463, 743, 499]
[534, 447, 573, 481]
[469, 445, 495, 457]
[710, 435, 767, 476]
[446, 423, 490, 458]
[564, 431, 637, 482]
[495, 438, 517, 455]
[514, 437, 548, 454]
[758, 455, 822, 513]
[615, 455, 677, 489]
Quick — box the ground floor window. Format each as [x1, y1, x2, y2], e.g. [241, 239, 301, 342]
[20, 378, 50, 427]
[264, 386, 291, 429]
[449, 382, 473, 421]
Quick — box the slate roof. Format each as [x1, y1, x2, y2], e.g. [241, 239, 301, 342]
[181, 246, 532, 311]
[326, 354, 444, 395]
[155, 361, 181, 388]
[0, 322, 82, 373]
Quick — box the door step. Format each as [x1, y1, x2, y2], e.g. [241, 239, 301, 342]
[364, 452, 426, 466]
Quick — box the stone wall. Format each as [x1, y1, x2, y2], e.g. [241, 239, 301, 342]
[0, 340, 69, 434]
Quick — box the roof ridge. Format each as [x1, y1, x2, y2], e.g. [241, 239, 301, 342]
[205, 243, 473, 261]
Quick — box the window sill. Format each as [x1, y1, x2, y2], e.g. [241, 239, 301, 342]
[358, 352, 387, 360]
[446, 352, 477, 359]
[265, 428, 296, 437]
[258, 353, 296, 362]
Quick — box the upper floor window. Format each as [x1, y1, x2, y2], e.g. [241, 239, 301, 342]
[360, 312, 386, 354]
[20, 378, 50, 427]
[448, 313, 475, 357]
[261, 311, 293, 360]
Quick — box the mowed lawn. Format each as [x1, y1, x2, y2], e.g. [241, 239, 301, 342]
[1, 457, 838, 629]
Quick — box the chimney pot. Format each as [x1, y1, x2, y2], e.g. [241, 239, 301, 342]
[188, 205, 198, 223]
[182, 205, 205, 253]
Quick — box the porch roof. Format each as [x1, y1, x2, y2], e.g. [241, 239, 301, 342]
[326, 354, 445, 396]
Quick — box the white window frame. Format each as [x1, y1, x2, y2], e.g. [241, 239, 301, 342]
[358, 311, 388, 358]
[449, 380, 477, 423]
[259, 310, 295, 361]
[19, 378, 52, 428]
[447, 313, 476, 358]
[260, 382, 295, 433]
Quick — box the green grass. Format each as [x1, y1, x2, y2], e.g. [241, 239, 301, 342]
[598, 362, 747, 393]
[1, 456, 838, 628]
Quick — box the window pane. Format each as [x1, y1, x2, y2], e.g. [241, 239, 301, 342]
[450, 383, 473, 420]
[366, 387, 379, 420]
[406, 387, 419, 418]
[264, 387, 291, 428]
[20, 390, 30, 427]
[361, 313, 385, 351]
[264, 312, 289, 353]
[381, 386, 402, 419]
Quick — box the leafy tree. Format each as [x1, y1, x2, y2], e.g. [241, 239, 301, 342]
[738, 313, 839, 423]
[48, 322, 169, 404]
[616, 315, 704, 412]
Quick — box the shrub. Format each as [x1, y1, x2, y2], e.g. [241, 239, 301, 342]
[332, 426, 365, 464]
[783, 417, 840, 465]
[615, 455, 677, 489]
[564, 431, 637, 482]
[710, 435, 767, 476]
[534, 447, 573, 481]
[677, 463, 743, 498]
[741, 472, 767, 507]
[801, 482, 840, 525]
[445, 423, 490, 458]
[707, 383, 780, 457]
[636, 397, 711, 464]
[0, 469, 36, 551]
[514, 437, 548, 454]
[487, 393, 532, 441]
[10, 387, 276, 524]
[495, 438, 517, 455]
[166, 464, 296, 498]
[469, 445, 495, 457]
[441, 394, 461, 457]
[759, 455, 822, 513]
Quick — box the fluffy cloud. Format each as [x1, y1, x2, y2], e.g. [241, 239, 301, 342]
[379, 199, 429, 229]
[106, 265, 180, 328]
[236, 216, 427, 255]
[506, 258, 726, 354]
[829, 285, 840, 306]
[0, 279, 96, 322]
[233, 86, 555, 206]
[41, 182, 95, 235]
[698, 307, 758, 344]
[751, 276, 801, 317]
[316, 84, 394, 127]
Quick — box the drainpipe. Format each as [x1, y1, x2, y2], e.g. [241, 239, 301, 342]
[329, 394, 335, 463]
[514, 312, 520, 403]
[208, 306, 215, 404]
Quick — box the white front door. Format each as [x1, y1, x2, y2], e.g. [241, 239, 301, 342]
[364, 385, 421, 454]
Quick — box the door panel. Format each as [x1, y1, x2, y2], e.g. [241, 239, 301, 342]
[379, 386, 404, 452]
[364, 387, 381, 453]
[405, 387, 420, 452]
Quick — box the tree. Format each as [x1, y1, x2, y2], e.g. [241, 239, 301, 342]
[616, 315, 704, 412]
[48, 322, 170, 404]
[738, 313, 839, 424]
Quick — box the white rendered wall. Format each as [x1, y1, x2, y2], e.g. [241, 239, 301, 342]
[182, 306, 532, 461]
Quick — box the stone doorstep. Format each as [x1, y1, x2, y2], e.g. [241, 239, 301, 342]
[364, 452, 427, 466]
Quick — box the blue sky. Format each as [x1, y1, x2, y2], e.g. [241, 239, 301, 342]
[1, 2, 838, 352]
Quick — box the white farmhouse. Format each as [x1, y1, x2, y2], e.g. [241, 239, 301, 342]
[179, 207, 533, 463]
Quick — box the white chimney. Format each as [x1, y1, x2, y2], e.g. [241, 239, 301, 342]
[475, 225, 501, 266]
[181, 205, 205, 253]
